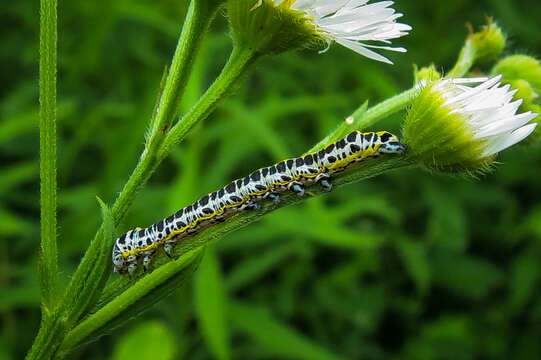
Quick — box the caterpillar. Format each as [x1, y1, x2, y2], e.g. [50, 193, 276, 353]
[112, 131, 407, 275]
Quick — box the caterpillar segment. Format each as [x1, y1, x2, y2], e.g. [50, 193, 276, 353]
[112, 131, 407, 275]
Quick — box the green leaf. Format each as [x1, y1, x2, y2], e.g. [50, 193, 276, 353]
[194, 247, 230, 360]
[61, 196, 114, 329]
[432, 253, 504, 300]
[509, 252, 540, 311]
[424, 181, 467, 252]
[0, 163, 38, 197]
[112, 321, 177, 360]
[226, 241, 301, 291]
[230, 301, 347, 360]
[395, 236, 431, 294]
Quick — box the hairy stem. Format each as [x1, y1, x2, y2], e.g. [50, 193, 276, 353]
[58, 249, 204, 356]
[26, 316, 66, 360]
[149, 0, 220, 139]
[38, 0, 58, 315]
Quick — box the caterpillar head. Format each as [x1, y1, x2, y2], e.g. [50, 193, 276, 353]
[112, 229, 138, 275]
[377, 132, 407, 155]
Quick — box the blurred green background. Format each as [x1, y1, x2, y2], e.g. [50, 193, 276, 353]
[2, 0, 541, 359]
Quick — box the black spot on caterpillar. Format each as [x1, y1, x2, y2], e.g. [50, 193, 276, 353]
[112, 131, 407, 275]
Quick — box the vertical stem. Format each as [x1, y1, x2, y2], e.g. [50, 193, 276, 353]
[26, 1, 63, 358]
[150, 0, 219, 135]
[38, 0, 59, 313]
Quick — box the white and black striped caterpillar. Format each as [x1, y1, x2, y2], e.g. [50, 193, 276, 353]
[112, 131, 407, 275]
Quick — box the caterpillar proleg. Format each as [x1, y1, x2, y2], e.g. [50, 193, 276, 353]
[112, 131, 407, 275]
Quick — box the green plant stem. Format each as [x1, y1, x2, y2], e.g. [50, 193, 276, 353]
[312, 85, 420, 152]
[38, 0, 58, 314]
[149, 0, 219, 136]
[448, 38, 477, 78]
[158, 46, 261, 160]
[26, 316, 66, 360]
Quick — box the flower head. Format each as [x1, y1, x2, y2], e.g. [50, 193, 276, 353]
[468, 18, 506, 64]
[229, 0, 410, 62]
[279, 0, 411, 63]
[403, 76, 538, 173]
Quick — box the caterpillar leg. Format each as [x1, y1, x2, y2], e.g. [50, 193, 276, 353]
[142, 253, 153, 272]
[127, 262, 137, 278]
[289, 182, 305, 197]
[245, 202, 261, 211]
[268, 193, 280, 205]
[164, 243, 174, 258]
[319, 178, 333, 192]
[210, 214, 226, 224]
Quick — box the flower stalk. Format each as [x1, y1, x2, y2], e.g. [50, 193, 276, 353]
[38, 0, 59, 314]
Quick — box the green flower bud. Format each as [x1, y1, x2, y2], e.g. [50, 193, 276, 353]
[507, 79, 538, 108]
[492, 55, 541, 108]
[469, 19, 506, 64]
[403, 76, 538, 174]
[492, 55, 541, 91]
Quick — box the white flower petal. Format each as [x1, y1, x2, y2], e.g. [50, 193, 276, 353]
[482, 123, 538, 156]
[433, 76, 539, 157]
[335, 38, 393, 64]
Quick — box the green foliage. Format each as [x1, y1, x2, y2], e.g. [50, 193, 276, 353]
[230, 301, 346, 360]
[2, 0, 541, 359]
[195, 247, 230, 360]
[111, 321, 177, 360]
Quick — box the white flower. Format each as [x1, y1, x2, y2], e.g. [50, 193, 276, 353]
[404, 75, 538, 173]
[254, 0, 411, 64]
[434, 75, 538, 157]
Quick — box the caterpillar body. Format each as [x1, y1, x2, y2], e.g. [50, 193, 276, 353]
[112, 131, 406, 275]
